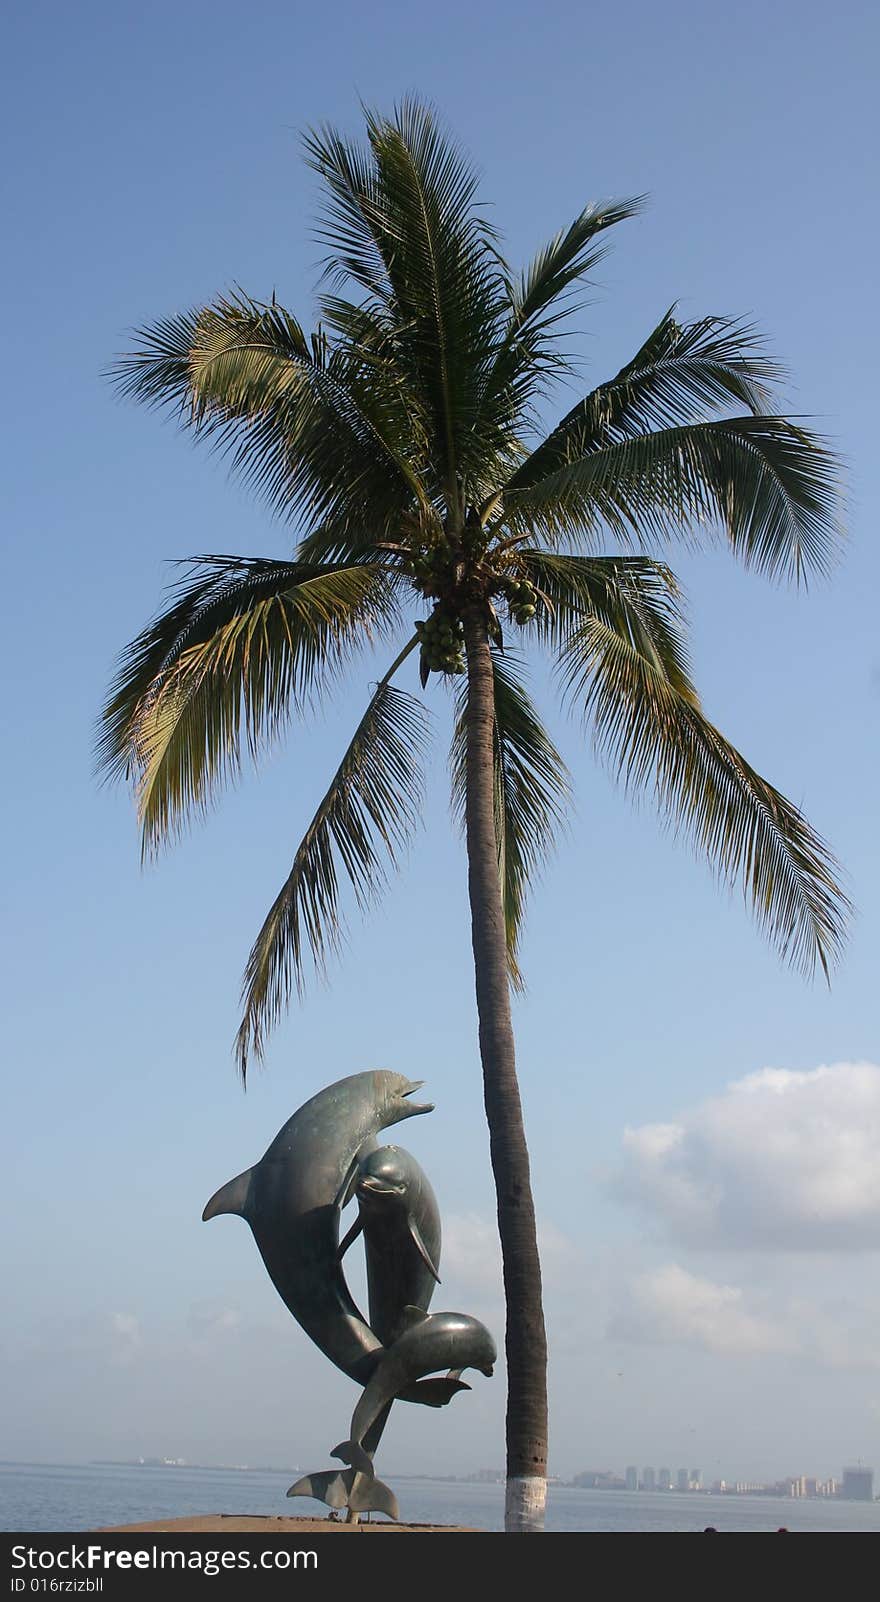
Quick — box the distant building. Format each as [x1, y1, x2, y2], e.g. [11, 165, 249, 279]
[676, 1468, 688, 1491]
[642, 1467, 656, 1491]
[658, 1467, 672, 1491]
[841, 1467, 874, 1501]
[572, 1470, 625, 1490]
[690, 1469, 702, 1490]
[625, 1466, 638, 1491]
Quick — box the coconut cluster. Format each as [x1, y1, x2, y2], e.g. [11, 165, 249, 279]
[415, 608, 466, 676]
[505, 579, 538, 625]
[410, 544, 450, 591]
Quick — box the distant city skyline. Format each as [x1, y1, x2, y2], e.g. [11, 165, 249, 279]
[68, 1454, 877, 1501]
[571, 1463, 874, 1500]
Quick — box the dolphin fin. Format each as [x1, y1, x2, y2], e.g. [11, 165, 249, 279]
[333, 1152, 363, 1214]
[336, 1215, 364, 1262]
[395, 1377, 471, 1407]
[202, 1168, 252, 1222]
[287, 1470, 351, 1510]
[398, 1303, 429, 1330]
[348, 1473, 400, 1520]
[289, 1465, 399, 1521]
[331, 1440, 373, 1477]
[408, 1220, 441, 1283]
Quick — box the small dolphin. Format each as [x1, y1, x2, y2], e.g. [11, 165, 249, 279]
[332, 1309, 496, 1476]
[202, 1071, 432, 1386]
[338, 1145, 442, 1346]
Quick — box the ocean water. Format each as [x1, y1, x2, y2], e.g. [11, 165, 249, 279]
[1, 1463, 878, 1533]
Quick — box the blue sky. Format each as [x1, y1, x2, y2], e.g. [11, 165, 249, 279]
[2, 0, 878, 1488]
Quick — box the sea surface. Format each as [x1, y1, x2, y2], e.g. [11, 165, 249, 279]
[1, 1462, 878, 1533]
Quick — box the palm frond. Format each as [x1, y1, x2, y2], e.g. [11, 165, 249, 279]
[452, 652, 570, 987]
[97, 557, 401, 853]
[236, 650, 429, 1074]
[517, 549, 697, 701]
[469, 199, 645, 479]
[504, 310, 781, 497]
[303, 117, 398, 302]
[503, 414, 842, 582]
[558, 609, 849, 975]
[368, 99, 506, 503]
[308, 100, 507, 507]
[111, 306, 206, 413]
[112, 292, 430, 533]
[503, 198, 645, 346]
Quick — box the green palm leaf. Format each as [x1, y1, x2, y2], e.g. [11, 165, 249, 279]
[307, 100, 506, 507]
[518, 548, 697, 702]
[502, 309, 780, 497]
[504, 413, 841, 582]
[452, 653, 570, 988]
[236, 647, 429, 1073]
[97, 556, 400, 852]
[470, 199, 645, 477]
[558, 606, 848, 975]
[503, 199, 646, 345]
[113, 293, 431, 534]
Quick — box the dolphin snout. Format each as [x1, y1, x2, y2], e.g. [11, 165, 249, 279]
[400, 1079, 434, 1117]
[358, 1175, 406, 1196]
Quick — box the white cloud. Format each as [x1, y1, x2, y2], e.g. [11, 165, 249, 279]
[111, 1312, 140, 1342]
[109, 1311, 142, 1367]
[441, 1213, 576, 1298]
[442, 1212, 502, 1294]
[614, 1061, 880, 1250]
[610, 1264, 793, 1357]
[187, 1302, 242, 1341]
[610, 1267, 880, 1372]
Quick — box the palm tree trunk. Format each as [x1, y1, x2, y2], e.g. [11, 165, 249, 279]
[462, 606, 548, 1534]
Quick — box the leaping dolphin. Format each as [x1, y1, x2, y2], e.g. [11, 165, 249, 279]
[202, 1070, 433, 1386]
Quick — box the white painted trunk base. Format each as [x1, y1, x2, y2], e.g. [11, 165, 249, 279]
[504, 1475, 547, 1532]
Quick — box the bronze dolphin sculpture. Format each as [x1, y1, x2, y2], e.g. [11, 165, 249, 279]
[338, 1144, 442, 1345]
[202, 1070, 433, 1385]
[288, 1143, 446, 1519]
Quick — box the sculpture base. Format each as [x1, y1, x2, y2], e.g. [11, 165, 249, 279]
[99, 1514, 480, 1534]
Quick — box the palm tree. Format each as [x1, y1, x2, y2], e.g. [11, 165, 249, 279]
[99, 100, 848, 1531]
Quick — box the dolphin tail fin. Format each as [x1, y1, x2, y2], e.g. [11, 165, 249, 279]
[331, 1440, 373, 1477]
[287, 1468, 399, 1521]
[287, 1470, 351, 1510]
[202, 1167, 252, 1222]
[349, 1473, 400, 1520]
